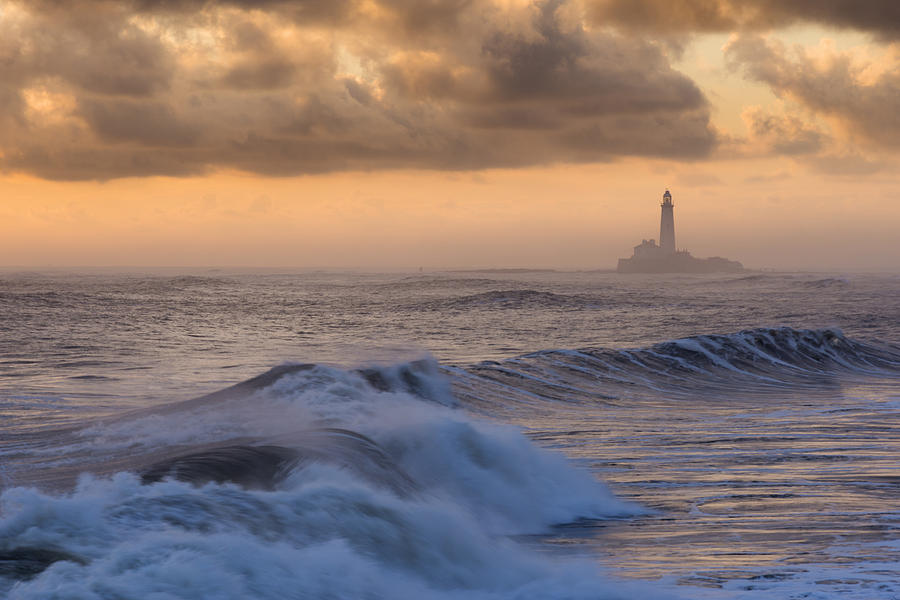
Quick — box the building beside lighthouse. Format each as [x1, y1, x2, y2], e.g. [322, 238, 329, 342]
[617, 190, 743, 274]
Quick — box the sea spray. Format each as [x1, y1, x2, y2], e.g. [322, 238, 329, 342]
[1, 360, 646, 599]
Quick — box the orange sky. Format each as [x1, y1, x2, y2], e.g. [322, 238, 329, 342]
[1, 0, 898, 270]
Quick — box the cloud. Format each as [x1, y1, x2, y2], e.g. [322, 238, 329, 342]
[0, 0, 717, 180]
[2, 3, 174, 97]
[78, 99, 200, 147]
[742, 107, 826, 155]
[725, 35, 900, 151]
[126, 0, 357, 22]
[803, 153, 886, 175]
[586, 0, 900, 38]
[479, 3, 706, 112]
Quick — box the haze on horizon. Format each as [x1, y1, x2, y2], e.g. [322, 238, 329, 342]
[1, 0, 898, 271]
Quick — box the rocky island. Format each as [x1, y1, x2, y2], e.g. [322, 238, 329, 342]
[617, 190, 743, 274]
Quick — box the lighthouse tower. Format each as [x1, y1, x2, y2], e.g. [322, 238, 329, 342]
[659, 190, 675, 254]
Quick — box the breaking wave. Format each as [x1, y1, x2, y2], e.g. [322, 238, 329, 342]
[454, 328, 900, 407]
[3, 327, 896, 598]
[0, 358, 642, 599]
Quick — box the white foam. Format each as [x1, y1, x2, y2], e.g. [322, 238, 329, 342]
[2, 360, 649, 598]
[2, 470, 659, 600]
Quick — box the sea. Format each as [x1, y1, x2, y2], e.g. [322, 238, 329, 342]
[1, 268, 898, 599]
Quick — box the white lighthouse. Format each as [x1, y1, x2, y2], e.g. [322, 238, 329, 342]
[659, 190, 675, 254]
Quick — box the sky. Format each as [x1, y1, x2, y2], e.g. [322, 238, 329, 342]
[0, 0, 898, 270]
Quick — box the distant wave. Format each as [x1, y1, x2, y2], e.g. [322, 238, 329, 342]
[799, 277, 849, 288]
[422, 289, 602, 310]
[642, 327, 897, 376]
[444, 269, 558, 274]
[376, 276, 501, 290]
[131, 275, 235, 291]
[454, 328, 900, 407]
[711, 274, 850, 288]
[166, 275, 234, 286]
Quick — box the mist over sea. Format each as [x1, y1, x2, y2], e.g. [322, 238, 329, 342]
[1, 269, 899, 599]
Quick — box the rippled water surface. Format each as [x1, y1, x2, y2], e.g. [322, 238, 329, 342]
[504, 379, 900, 595]
[1, 269, 898, 599]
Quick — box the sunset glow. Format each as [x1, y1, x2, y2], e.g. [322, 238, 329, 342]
[1, 0, 898, 270]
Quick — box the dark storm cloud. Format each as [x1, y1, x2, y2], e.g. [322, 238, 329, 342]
[480, 1, 707, 112]
[587, 0, 900, 38]
[0, 0, 716, 180]
[33, 0, 380, 30]
[726, 35, 900, 150]
[379, 0, 476, 36]
[559, 111, 716, 160]
[133, 0, 472, 32]
[78, 99, 200, 147]
[460, 107, 563, 130]
[3, 3, 174, 96]
[220, 58, 297, 90]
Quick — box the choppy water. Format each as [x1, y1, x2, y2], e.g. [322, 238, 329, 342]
[1, 269, 898, 599]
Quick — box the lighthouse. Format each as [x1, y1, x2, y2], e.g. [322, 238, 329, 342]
[659, 190, 675, 254]
[617, 189, 743, 273]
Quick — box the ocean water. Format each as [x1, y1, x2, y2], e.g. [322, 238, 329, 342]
[1, 269, 898, 599]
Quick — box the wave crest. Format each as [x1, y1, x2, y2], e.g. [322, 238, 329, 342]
[456, 328, 900, 406]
